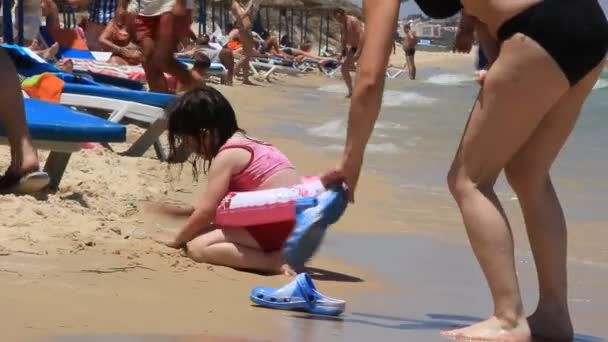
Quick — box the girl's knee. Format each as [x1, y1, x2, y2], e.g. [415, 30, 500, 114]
[185, 242, 208, 263]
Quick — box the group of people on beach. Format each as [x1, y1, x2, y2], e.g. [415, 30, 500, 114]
[2, 0, 608, 341]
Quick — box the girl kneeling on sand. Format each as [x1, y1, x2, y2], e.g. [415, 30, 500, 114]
[153, 86, 299, 276]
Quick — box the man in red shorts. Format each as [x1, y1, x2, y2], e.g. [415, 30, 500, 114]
[132, 0, 199, 93]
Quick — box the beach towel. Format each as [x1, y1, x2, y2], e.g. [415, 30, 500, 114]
[21, 72, 65, 103]
[68, 58, 177, 85]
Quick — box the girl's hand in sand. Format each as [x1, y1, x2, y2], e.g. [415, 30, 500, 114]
[152, 233, 182, 249]
[145, 202, 195, 217]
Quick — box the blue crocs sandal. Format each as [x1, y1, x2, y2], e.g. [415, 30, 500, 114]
[283, 187, 347, 269]
[250, 273, 346, 316]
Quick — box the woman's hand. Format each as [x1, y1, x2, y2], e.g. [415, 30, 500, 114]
[321, 151, 363, 203]
[453, 29, 474, 54]
[453, 14, 477, 54]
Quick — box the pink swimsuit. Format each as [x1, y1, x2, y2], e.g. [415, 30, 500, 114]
[218, 138, 295, 192]
[218, 138, 296, 252]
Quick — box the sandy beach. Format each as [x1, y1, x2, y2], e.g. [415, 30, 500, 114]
[2, 49, 608, 341]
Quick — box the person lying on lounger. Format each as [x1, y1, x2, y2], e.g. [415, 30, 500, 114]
[99, 11, 142, 65]
[177, 33, 235, 85]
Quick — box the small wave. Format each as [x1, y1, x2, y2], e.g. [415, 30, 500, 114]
[306, 120, 345, 138]
[425, 73, 475, 86]
[324, 143, 401, 154]
[318, 84, 437, 107]
[382, 91, 437, 107]
[593, 78, 608, 90]
[307, 119, 408, 139]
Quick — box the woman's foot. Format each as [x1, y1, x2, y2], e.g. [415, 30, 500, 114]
[441, 316, 531, 341]
[527, 310, 573, 341]
[41, 42, 60, 60]
[242, 79, 255, 85]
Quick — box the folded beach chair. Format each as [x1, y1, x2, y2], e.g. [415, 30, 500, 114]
[0, 99, 126, 188]
[249, 56, 302, 81]
[5, 44, 175, 159]
[298, 58, 342, 77]
[386, 67, 404, 80]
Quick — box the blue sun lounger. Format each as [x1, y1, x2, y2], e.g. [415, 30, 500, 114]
[3, 44, 176, 159]
[0, 99, 126, 188]
[1, 43, 143, 90]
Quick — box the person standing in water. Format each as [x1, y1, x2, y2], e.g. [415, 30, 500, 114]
[333, 8, 363, 98]
[322, 0, 608, 341]
[402, 22, 417, 80]
[230, 0, 258, 85]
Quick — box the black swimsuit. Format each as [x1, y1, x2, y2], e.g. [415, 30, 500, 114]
[414, 0, 608, 86]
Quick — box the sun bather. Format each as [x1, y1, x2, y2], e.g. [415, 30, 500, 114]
[177, 33, 235, 85]
[99, 11, 142, 65]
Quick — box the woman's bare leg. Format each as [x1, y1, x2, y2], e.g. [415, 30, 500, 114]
[341, 50, 355, 98]
[0, 50, 40, 175]
[186, 228, 294, 275]
[219, 48, 235, 86]
[443, 34, 571, 341]
[140, 37, 168, 93]
[504, 63, 603, 340]
[239, 33, 254, 85]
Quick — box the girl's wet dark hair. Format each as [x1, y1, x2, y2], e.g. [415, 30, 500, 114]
[166, 86, 245, 179]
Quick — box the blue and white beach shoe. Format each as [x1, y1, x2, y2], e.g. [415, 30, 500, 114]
[250, 273, 346, 316]
[284, 186, 348, 269]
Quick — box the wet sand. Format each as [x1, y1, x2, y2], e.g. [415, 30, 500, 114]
[38, 234, 608, 341]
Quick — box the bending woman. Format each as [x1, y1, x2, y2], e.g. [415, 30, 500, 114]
[322, 0, 608, 341]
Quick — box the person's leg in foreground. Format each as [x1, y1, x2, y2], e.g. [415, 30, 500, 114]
[341, 48, 355, 98]
[134, 14, 170, 93]
[0, 50, 49, 193]
[443, 34, 603, 340]
[153, 11, 197, 92]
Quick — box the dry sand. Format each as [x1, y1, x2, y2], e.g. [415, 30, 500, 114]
[2, 50, 606, 341]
